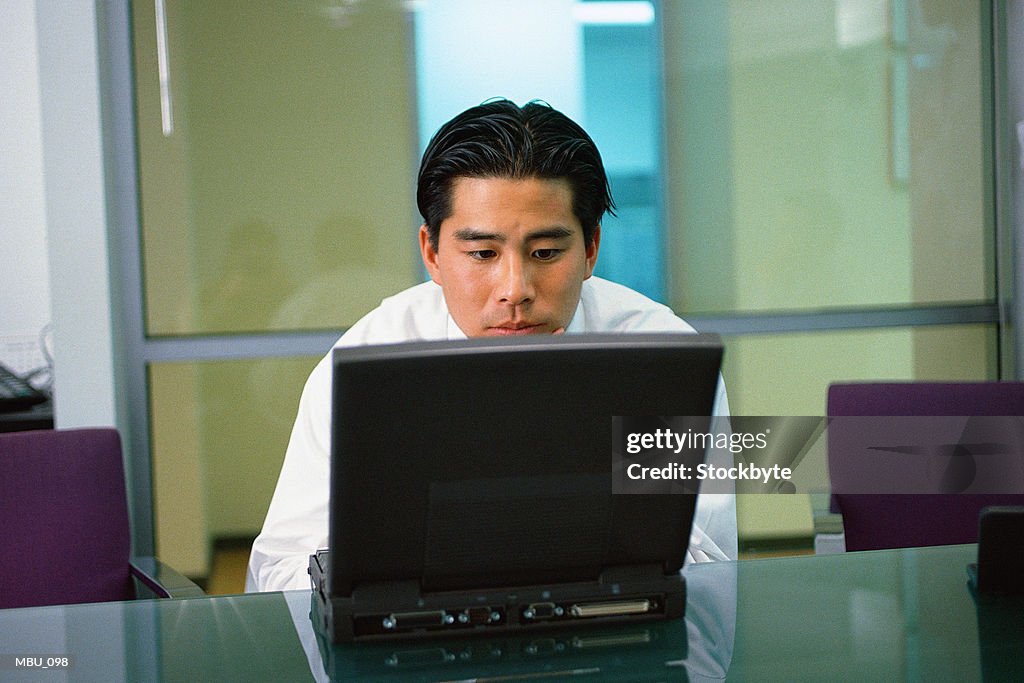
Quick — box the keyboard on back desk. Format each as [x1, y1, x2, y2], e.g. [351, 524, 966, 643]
[0, 364, 47, 412]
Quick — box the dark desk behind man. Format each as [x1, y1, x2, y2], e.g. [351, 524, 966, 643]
[0, 399, 53, 433]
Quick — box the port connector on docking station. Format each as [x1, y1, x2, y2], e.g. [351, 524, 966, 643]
[379, 607, 503, 633]
[521, 597, 658, 623]
[569, 599, 652, 619]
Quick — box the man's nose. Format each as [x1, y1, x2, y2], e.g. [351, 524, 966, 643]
[497, 255, 535, 305]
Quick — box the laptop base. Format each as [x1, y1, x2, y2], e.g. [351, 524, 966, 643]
[310, 551, 686, 643]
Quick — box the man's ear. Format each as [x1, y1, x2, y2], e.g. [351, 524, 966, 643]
[419, 224, 442, 284]
[583, 224, 601, 279]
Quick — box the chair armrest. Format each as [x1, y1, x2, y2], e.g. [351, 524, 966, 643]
[130, 556, 205, 599]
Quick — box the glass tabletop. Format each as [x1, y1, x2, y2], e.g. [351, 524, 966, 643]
[1, 544, 1020, 682]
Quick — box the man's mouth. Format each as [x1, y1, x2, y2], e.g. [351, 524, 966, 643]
[487, 322, 544, 336]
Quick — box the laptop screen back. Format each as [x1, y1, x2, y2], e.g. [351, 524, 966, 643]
[328, 333, 723, 596]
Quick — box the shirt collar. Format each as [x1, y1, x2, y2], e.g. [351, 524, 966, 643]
[565, 295, 586, 333]
[446, 314, 468, 340]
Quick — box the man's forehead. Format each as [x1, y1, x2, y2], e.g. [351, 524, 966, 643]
[443, 177, 581, 232]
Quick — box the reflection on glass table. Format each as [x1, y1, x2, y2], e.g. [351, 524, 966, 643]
[3, 545, 1024, 681]
[296, 559, 735, 682]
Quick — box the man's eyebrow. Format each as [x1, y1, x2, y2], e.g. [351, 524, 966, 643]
[526, 226, 575, 241]
[452, 228, 503, 242]
[451, 226, 575, 242]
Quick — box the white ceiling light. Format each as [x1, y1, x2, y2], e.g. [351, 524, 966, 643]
[572, 1, 655, 26]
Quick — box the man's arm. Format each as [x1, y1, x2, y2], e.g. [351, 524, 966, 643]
[580, 279, 738, 563]
[247, 284, 449, 592]
[246, 355, 333, 592]
[686, 376, 739, 563]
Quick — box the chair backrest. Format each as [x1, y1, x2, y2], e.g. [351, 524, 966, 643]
[0, 428, 134, 608]
[828, 382, 1024, 552]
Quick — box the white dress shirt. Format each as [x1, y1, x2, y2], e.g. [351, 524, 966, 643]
[246, 277, 737, 592]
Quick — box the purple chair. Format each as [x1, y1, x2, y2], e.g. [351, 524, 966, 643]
[828, 382, 1024, 552]
[0, 427, 203, 609]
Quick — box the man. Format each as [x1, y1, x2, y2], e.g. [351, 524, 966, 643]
[246, 99, 736, 592]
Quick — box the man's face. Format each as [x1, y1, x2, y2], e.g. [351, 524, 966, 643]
[420, 176, 600, 337]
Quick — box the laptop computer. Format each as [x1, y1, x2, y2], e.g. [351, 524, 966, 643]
[310, 333, 723, 642]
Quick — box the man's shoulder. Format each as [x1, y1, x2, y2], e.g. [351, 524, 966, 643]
[377, 279, 445, 313]
[580, 277, 696, 333]
[337, 280, 447, 347]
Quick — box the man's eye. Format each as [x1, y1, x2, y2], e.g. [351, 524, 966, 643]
[533, 249, 561, 261]
[468, 250, 496, 260]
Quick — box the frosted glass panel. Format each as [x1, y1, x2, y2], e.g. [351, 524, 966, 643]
[133, 1, 420, 335]
[149, 356, 319, 576]
[722, 324, 997, 417]
[663, 0, 991, 314]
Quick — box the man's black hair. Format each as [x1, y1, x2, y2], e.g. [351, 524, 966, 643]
[417, 99, 616, 249]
